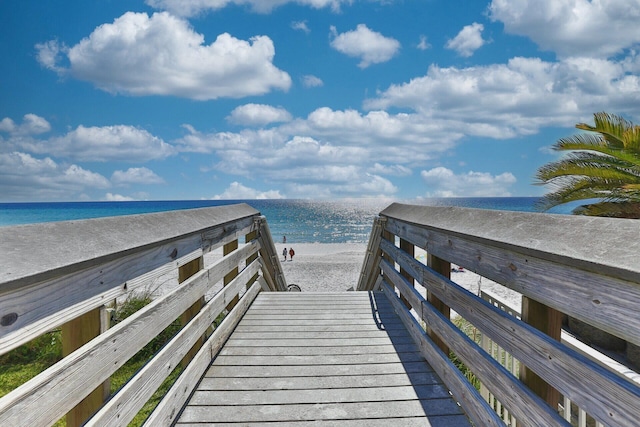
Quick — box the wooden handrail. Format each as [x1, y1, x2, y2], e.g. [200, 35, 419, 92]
[362, 203, 640, 427]
[0, 204, 287, 427]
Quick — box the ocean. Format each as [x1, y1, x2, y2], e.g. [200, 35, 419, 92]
[0, 198, 570, 243]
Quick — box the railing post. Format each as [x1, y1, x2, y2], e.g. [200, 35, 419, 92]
[519, 296, 562, 410]
[179, 255, 204, 368]
[224, 239, 239, 309]
[245, 229, 259, 289]
[61, 306, 110, 427]
[399, 238, 414, 308]
[426, 254, 451, 354]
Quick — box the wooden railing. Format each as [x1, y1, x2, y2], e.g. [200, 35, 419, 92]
[358, 203, 640, 427]
[0, 204, 287, 426]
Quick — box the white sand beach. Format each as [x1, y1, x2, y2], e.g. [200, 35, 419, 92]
[276, 243, 522, 311]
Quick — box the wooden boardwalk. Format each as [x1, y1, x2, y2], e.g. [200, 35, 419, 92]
[175, 291, 471, 426]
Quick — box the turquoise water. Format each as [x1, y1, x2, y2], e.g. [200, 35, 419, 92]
[0, 198, 566, 243]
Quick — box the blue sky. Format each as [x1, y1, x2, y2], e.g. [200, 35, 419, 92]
[1, 0, 639, 202]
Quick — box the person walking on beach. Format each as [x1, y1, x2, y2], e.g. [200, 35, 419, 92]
[283, 235, 286, 243]
[282, 247, 287, 261]
[289, 248, 295, 261]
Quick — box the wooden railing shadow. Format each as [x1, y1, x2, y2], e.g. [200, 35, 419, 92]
[367, 291, 469, 422]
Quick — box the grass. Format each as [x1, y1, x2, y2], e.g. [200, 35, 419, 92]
[0, 291, 185, 426]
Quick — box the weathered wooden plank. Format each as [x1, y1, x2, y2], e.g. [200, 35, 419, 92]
[233, 323, 408, 332]
[198, 372, 442, 390]
[178, 399, 466, 423]
[142, 280, 261, 427]
[235, 318, 404, 327]
[255, 216, 288, 291]
[0, 204, 260, 292]
[189, 384, 453, 406]
[218, 343, 419, 356]
[224, 336, 416, 347]
[357, 216, 386, 291]
[240, 313, 396, 320]
[228, 329, 409, 341]
[176, 416, 471, 427]
[206, 361, 434, 378]
[211, 352, 426, 366]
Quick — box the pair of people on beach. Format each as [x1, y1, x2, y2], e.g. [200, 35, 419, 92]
[282, 247, 295, 261]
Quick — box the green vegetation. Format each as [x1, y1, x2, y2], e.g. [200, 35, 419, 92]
[450, 315, 481, 390]
[535, 112, 640, 217]
[0, 291, 184, 426]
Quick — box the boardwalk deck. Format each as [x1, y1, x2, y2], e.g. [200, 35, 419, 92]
[175, 291, 471, 426]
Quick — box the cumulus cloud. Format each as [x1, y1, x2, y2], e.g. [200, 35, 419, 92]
[445, 22, 485, 57]
[291, 20, 311, 33]
[0, 114, 51, 136]
[489, 0, 640, 58]
[0, 152, 110, 201]
[178, 106, 446, 197]
[111, 167, 165, 185]
[421, 167, 516, 197]
[212, 181, 285, 199]
[301, 75, 324, 87]
[146, 0, 348, 16]
[330, 24, 400, 68]
[227, 104, 293, 126]
[24, 125, 176, 162]
[365, 56, 640, 136]
[36, 12, 291, 100]
[417, 35, 431, 51]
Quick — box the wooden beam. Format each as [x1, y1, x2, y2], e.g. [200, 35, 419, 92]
[426, 254, 450, 354]
[224, 239, 240, 310]
[180, 256, 204, 368]
[399, 238, 414, 309]
[520, 296, 562, 409]
[245, 230, 259, 290]
[61, 307, 108, 427]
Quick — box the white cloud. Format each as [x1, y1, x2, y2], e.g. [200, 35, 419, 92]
[365, 56, 640, 136]
[445, 22, 485, 57]
[417, 35, 431, 51]
[0, 152, 110, 201]
[111, 167, 165, 185]
[36, 12, 291, 100]
[212, 182, 285, 199]
[146, 0, 348, 16]
[104, 193, 136, 201]
[22, 125, 176, 162]
[302, 75, 324, 87]
[489, 0, 640, 58]
[291, 20, 311, 33]
[330, 24, 400, 68]
[0, 114, 51, 136]
[421, 167, 516, 197]
[176, 105, 463, 198]
[227, 104, 293, 126]
[370, 163, 412, 176]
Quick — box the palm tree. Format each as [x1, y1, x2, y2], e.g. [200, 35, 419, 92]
[535, 112, 640, 217]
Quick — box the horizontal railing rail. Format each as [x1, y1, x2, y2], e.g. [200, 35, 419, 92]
[0, 204, 287, 426]
[358, 203, 640, 427]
